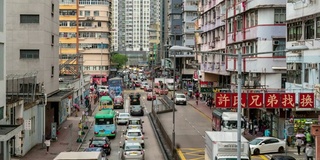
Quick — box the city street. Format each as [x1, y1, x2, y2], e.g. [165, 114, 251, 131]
[79, 89, 164, 160]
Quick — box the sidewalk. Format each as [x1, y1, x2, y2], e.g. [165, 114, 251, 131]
[187, 99, 258, 141]
[18, 100, 98, 160]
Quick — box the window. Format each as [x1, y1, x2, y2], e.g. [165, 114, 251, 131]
[20, 50, 40, 59]
[0, 107, 3, 120]
[316, 17, 320, 38]
[51, 66, 54, 77]
[60, 21, 68, 26]
[51, 3, 55, 16]
[305, 66, 309, 83]
[228, 19, 233, 33]
[287, 63, 302, 84]
[273, 39, 286, 57]
[237, 16, 242, 31]
[274, 8, 286, 24]
[29, 116, 36, 135]
[51, 35, 54, 44]
[94, 11, 99, 16]
[304, 19, 314, 39]
[287, 22, 302, 41]
[98, 21, 101, 27]
[20, 15, 40, 23]
[85, 10, 90, 16]
[79, 10, 83, 16]
[0, 44, 3, 80]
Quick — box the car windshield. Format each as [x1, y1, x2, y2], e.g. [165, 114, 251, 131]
[95, 118, 114, 125]
[91, 139, 105, 145]
[131, 105, 142, 109]
[119, 113, 130, 117]
[124, 145, 142, 151]
[249, 139, 263, 145]
[127, 132, 142, 136]
[129, 120, 141, 125]
[176, 95, 185, 98]
[114, 99, 122, 103]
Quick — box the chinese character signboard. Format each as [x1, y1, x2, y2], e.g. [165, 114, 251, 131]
[281, 93, 295, 108]
[200, 81, 213, 93]
[214, 92, 314, 109]
[299, 93, 314, 108]
[231, 93, 246, 108]
[265, 93, 280, 108]
[215, 93, 231, 108]
[248, 93, 263, 108]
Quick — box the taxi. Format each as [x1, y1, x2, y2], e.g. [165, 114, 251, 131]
[146, 92, 156, 101]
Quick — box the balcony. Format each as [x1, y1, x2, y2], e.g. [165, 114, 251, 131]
[59, 15, 77, 21]
[59, 26, 77, 33]
[59, 4, 77, 10]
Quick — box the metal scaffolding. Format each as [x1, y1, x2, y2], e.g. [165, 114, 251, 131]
[6, 72, 40, 103]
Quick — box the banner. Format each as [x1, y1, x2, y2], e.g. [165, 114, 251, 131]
[215, 92, 314, 109]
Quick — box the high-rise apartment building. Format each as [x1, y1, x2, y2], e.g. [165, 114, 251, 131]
[112, 0, 150, 66]
[0, 0, 6, 126]
[59, 0, 112, 76]
[286, 0, 320, 117]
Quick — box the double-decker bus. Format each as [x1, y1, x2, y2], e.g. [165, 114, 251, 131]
[99, 96, 113, 110]
[108, 77, 124, 99]
[94, 109, 117, 138]
[91, 74, 107, 85]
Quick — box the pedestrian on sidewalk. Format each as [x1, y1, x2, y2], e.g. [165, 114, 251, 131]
[295, 137, 304, 155]
[305, 144, 314, 160]
[44, 138, 51, 154]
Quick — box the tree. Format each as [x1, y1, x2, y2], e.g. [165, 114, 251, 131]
[110, 53, 128, 69]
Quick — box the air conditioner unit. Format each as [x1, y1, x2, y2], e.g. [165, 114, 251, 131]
[312, 63, 318, 69]
[249, 81, 254, 87]
[246, 42, 252, 46]
[237, 44, 241, 48]
[234, 44, 238, 49]
[252, 73, 257, 78]
[215, 64, 220, 69]
[273, 40, 279, 45]
[305, 63, 311, 69]
[287, 63, 296, 70]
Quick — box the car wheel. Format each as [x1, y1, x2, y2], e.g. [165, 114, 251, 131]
[278, 146, 285, 153]
[141, 143, 145, 148]
[183, 102, 186, 105]
[253, 149, 260, 155]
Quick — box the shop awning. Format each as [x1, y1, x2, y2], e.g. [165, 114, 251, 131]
[47, 90, 73, 102]
[0, 125, 23, 141]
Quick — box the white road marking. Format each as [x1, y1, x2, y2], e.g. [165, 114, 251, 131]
[182, 113, 205, 139]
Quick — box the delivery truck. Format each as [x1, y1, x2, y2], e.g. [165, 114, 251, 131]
[205, 131, 251, 160]
[212, 109, 246, 132]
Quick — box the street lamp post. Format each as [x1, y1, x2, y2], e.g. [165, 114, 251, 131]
[169, 46, 193, 160]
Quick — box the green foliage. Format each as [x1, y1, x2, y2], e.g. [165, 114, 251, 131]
[111, 53, 128, 69]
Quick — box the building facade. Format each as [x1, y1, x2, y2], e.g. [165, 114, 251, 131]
[286, 0, 320, 131]
[112, 0, 150, 66]
[59, 0, 112, 77]
[5, 0, 71, 158]
[198, 0, 287, 137]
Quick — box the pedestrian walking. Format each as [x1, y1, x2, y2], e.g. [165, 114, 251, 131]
[44, 139, 51, 154]
[295, 137, 304, 155]
[305, 144, 314, 160]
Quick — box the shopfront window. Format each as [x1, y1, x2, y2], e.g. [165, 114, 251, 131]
[294, 119, 318, 133]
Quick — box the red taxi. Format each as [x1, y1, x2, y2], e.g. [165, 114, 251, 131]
[144, 85, 153, 92]
[113, 96, 124, 109]
[154, 83, 168, 95]
[147, 92, 156, 101]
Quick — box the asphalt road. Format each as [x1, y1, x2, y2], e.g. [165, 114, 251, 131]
[79, 89, 164, 160]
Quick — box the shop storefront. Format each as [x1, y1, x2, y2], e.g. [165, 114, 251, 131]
[293, 111, 319, 133]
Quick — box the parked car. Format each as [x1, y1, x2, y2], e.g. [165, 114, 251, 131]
[140, 82, 148, 89]
[89, 137, 112, 155]
[144, 85, 153, 92]
[250, 137, 285, 155]
[127, 118, 144, 133]
[114, 96, 124, 109]
[147, 92, 156, 101]
[120, 142, 145, 160]
[116, 113, 131, 125]
[83, 147, 106, 157]
[129, 93, 141, 105]
[174, 93, 187, 105]
[129, 105, 144, 116]
[270, 155, 296, 160]
[124, 129, 145, 148]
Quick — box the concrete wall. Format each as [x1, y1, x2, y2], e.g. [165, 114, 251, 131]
[6, 0, 59, 95]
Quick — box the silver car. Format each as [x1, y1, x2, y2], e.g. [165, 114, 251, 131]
[124, 129, 145, 148]
[120, 142, 145, 160]
[117, 113, 131, 125]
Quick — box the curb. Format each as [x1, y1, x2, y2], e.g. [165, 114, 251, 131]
[187, 102, 211, 120]
[76, 103, 98, 151]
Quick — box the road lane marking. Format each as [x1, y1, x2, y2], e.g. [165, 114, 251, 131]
[177, 148, 187, 160]
[188, 103, 211, 122]
[259, 155, 269, 160]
